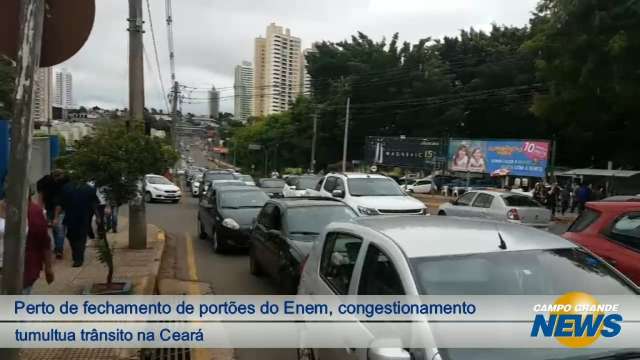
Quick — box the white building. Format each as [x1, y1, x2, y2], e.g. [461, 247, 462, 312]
[31, 67, 53, 123]
[209, 85, 220, 119]
[253, 23, 302, 116]
[55, 68, 73, 109]
[234, 61, 254, 123]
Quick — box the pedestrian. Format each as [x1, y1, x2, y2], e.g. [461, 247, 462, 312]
[570, 182, 580, 213]
[575, 182, 591, 214]
[24, 191, 55, 294]
[533, 183, 546, 205]
[596, 184, 607, 200]
[105, 199, 120, 233]
[94, 185, 108, 240]
[36, 169, 69, 259]
[61, 181, 99, 267]
[547, 183, 559, 217]
[560, 185, 570, 216]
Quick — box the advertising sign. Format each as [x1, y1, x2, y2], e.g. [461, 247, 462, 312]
[449, 139, 549, 177]
[365, 136, 442, 168]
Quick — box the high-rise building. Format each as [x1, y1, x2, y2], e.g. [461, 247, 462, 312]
[31, 68, 53, 123]
[253, 23, 302, 116]
[234, 61, 254, 123]
[209, 85, 220, 119]
[55, 68, 73, 109]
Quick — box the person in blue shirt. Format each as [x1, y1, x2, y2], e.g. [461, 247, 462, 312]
[575, 182, 592, 214]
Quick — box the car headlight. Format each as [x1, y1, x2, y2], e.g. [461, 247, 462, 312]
[222, 218, 240, 230]
[357, 206, 380, 216]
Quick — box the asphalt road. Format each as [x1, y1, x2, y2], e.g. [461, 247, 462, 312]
[141, 141, 297, 360]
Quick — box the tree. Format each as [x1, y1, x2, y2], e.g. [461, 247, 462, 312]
[524, 0, 640, 168]
[64, 121, 178, 284]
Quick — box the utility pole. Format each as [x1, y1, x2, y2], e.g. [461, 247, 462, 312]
[0, 1, 45, 359]
[128, 0, 147, 249]
[341, 97, 350, 172]
[170, 80, 179, 149]
[310, 112, 317, 173]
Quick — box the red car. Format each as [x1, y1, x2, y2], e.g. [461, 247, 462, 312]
[563, 199, 640, 285]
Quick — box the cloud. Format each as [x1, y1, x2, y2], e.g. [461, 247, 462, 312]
[56, 0, 538, 116]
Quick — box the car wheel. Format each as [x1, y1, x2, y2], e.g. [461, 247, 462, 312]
[144, 192, 152, 203]
[197, 218, 207, 240]
[249, 247, 263, 276]
[438, 210, 447, 216]
[212, 228, 225, 253]
[297, 348, 315, 360]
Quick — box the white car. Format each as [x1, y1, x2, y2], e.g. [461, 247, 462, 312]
[283, 176, 322, 197]
[409, 178, 433, 194]
[437, 190, 552, 228]
[144, 175, 181, 203]
[317, 173, 427, 216]
[191, 174, 203, 197]
[297, 216, 639, 360]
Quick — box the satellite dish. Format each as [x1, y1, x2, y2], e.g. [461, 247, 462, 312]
[0, 0, 96, 67]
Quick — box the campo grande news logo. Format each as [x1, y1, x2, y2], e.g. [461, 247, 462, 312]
[530, 292, 623, 347]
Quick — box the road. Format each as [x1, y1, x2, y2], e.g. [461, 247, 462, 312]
[134, 140, 569, 359]
[141, 141, 296, 360]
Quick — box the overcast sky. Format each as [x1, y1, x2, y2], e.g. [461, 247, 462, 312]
[58, 0, 538, 115]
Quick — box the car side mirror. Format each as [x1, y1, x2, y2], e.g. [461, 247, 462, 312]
[332, 189, 345, 198]
[369, 348, 411, 360]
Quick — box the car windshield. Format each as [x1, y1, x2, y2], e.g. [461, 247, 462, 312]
[238, 175, 254, 182]
[348, 178, 404, 196]
[287, 206, 357, 241]
[260, 179, 285, 188]
[410, 248, 637, 295]
[296, 177, 319, 189]
[147, 176, 172, 185]
[212, 181, 245, 188]
[501, 194, 542, 207]
[219, 190, 269, 209]
[204, 172, 235, 182]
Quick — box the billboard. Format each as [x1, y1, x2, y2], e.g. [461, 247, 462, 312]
[449, 139, 549, 177]
[365, 137, 443, 168]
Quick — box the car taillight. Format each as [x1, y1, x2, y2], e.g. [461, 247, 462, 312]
[300, 255, 309, 274]
[507, 208, 520, 220]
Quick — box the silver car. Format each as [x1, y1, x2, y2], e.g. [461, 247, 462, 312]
[438, 190, 552, 228]
[297, 216, 639, 360]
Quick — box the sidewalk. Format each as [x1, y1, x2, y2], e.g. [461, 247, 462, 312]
[19, 217, 166, 360]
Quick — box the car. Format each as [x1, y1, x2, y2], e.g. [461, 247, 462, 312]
[409, 178, 433, 194]
[197, 186, 270, 253]
[234, 174, 256, 186]
[191, 174, 203, 197]
[249, 197, 358, 294]
[282, 175, 321, 197]
[563, 200, 640, 285]
[144, 175, 182, 203]
[256, 178, 286, 198]
[201, 170, 236, 194]
[297, 216, 639, 360]
[437, 190, 551, 228]
[317, 173, 428, 216]
[397, 178, 416, 192]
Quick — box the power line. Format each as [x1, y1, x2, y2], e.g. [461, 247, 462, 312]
[145, 0, 169, 113]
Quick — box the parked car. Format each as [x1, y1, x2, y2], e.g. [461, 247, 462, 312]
[197, 186, 270, 253]
[256, 178, 286, 198]
[437, 190, 551, 229]
[234, 174, 256, 186]
[409, 178, 433, 194]
[563, 200, 640, 285]
[144, 174, 181, 203]
[282, 175, 321, 197]
[202, 170, 236, 194]
[297, 216, 639, 360]
[397, 178, 416, 192]
[249, 197, 357, 293]
[317, 173, 428, 216]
